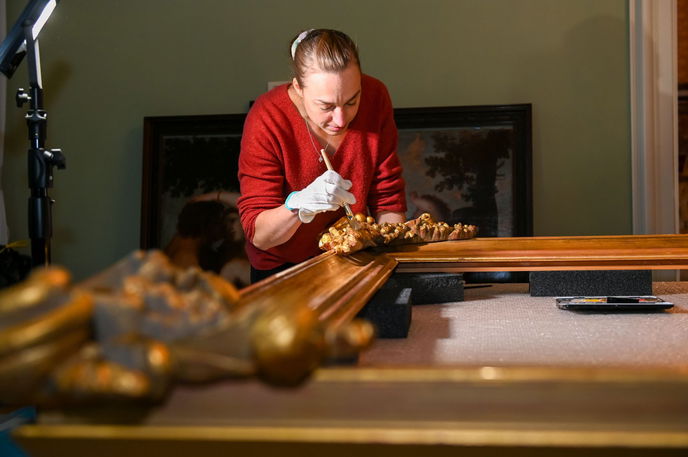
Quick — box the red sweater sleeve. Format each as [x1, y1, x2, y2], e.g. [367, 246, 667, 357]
[237, 96, 286, 246]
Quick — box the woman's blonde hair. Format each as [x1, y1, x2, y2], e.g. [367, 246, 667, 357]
[290, 29, 360, 87]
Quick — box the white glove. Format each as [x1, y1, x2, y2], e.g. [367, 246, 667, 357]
[285, 170, 356, 223]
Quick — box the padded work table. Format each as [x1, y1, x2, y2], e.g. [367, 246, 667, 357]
[360, 281, 688, 369]
[14, 283, 688, 457]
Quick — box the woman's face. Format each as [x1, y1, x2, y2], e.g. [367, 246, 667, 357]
[296, 63, 361, 137]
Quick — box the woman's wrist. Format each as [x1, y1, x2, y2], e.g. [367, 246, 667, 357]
[284, 191, 298, 211]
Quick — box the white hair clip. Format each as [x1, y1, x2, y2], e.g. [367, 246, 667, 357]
[291, 29, 315, 59]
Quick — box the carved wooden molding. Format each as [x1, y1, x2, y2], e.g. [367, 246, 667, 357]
[12, 236, 688, 453]
[239, 234, 688, 313]
[235, 234, 688, 324]
[386, 234, 688, 272]
[239, 251, 398, 329]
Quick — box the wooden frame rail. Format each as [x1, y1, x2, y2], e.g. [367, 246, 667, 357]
[238, 233, 688, 326]
[387, 234, 688, 272]
[238, 250, 397, 329]
[13, 235, 688, 456]
[14, 365, 688, 456]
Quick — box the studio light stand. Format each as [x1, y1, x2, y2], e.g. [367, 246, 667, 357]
[0, 0, 61, 266]
[18, 22, 64, 266]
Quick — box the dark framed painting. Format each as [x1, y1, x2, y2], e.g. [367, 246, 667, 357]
[394, 104, 533, 282]
[141, 104, 532, 286]
[140, 113, 249, 287]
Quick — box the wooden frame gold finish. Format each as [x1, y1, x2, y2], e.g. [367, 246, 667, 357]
[238, 233, 688, 322]
[239, 250, 397, 329]
[13, 234, 688, 456]
[14, 364, 688, 456]
[388, 233, 688, 272]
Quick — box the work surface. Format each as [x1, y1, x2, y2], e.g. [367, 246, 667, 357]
[14, 282, 688, 457]
[361, 281, 688, 369]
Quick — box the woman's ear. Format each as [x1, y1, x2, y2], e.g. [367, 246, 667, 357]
[292, 77, 302, 97]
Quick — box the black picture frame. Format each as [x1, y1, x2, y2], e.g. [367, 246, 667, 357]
[678, 90, 688, 233]
[678, 88, 687, 281]
[140, 113, 249, 287]
[141, 104, 532, 283]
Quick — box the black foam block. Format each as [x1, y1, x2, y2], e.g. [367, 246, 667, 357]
[357, 286, 412, 338]
[529, 270, 653, 296]
[385, 272, 464, 304]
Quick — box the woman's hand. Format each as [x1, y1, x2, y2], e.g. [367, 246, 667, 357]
[285, 170, 356, 223]
[252, 171, 357, 250]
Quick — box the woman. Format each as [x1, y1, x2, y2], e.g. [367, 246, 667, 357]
[238, 29, 406, 283]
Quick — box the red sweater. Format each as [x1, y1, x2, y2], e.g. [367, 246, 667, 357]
[237, 74, 406, 270]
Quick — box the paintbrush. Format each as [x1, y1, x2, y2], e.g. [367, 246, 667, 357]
[319, 149, 360, 230]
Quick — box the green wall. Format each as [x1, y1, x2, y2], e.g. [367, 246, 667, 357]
[3, 0, 630, 280]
